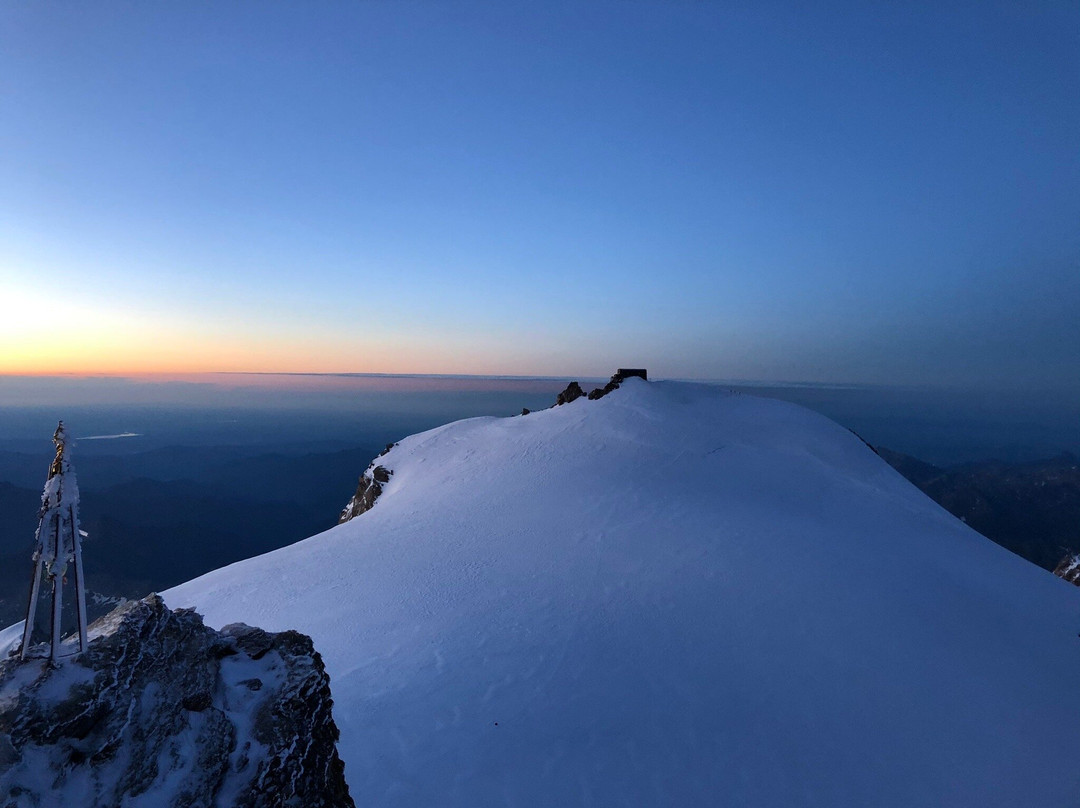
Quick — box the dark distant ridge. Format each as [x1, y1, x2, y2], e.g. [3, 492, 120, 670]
[877, 448, 1080, 572]
[0, 446, 379, 627]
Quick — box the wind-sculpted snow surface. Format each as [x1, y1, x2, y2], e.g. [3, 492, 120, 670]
[0, 595, 353, 808]
[167, 380, 1080, 807]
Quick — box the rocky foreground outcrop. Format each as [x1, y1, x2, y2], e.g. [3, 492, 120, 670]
[0, 595, 354, 808]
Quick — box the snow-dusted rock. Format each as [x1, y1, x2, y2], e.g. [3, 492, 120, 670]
[553, 380, 585, 405]
[339, 464, 392, 524]
[0, 595, 353, 807]
[1054, 553, 1080, 585]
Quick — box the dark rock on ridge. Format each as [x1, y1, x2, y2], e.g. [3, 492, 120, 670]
[555, 381, 585, 406]
[555, 370, 651, 406]
[587, 379, 619, 401]
[339, 461, 393, 524]
[340, 443, 403, 524]
[587, 369, 647, 401]
[0, 594, 354, 808]
[1053, 554, 1080, 586]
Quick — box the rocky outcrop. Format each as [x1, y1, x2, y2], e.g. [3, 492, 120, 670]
[1053, 554, 1080, 586]
[587, 376, 621, 401]
[587, 369, 646, 401]
[339, 464, 392, 524]
[340, 444, 397, 524]
[556, 371, 650, 406]
[555, 381, 585, 406]
[0, 595, 354, 807]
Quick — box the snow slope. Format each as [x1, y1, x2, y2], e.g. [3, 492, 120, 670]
[166, 380, 1080, 807]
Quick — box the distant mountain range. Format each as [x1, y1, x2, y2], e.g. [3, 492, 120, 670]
[876, 448, 1080, 572]
[0, 446, 379, 627]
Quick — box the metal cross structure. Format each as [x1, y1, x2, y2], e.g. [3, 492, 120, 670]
[20, 421, 89, 662]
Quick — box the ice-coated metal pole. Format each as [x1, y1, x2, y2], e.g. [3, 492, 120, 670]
[50, 517, 62, 663]
[71, 502, 88, 652]
[19, 552, 42, 660]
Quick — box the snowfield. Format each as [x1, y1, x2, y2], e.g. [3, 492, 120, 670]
[166, 380, 1080, 807]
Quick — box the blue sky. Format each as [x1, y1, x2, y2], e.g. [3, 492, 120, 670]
[1, 1, 1077, 388]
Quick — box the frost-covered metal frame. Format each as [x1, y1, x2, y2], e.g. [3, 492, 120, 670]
[20, 421, 89, 662]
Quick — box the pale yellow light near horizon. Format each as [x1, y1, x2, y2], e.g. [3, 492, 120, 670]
[0, 284, 507, 376]
[2, 285, 302, 374]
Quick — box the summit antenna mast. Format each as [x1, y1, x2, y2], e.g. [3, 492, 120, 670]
[20, 421, 89, 662]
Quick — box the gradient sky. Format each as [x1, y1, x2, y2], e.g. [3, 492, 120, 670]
[2, 1, 1077, 387]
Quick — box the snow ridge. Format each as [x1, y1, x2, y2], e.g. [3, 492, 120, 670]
[167, 380, 1080, 807]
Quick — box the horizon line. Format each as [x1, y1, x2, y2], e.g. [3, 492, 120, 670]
[0, 369, 977, 393]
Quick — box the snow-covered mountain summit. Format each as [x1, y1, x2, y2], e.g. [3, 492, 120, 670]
[166, 379, 1080, 807]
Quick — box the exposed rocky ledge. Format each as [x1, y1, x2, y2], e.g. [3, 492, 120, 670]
[555, 381, 585, 405]
[339, 443, 397, 524]
[556, 368, 648, 407]
[1053, 554, 1080, 586]
[0, 595, 354, 807]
